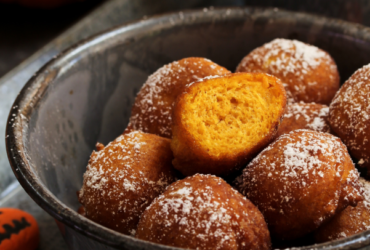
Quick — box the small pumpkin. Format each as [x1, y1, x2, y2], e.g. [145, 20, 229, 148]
[0, 208, 39, 250]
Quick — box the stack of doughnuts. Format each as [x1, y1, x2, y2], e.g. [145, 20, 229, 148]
[79, 39, 370, 249]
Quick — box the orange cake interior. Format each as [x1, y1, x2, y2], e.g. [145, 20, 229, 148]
[179, 73, 286, 157]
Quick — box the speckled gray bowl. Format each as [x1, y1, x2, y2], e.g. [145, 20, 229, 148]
[6, 7, 370, 250]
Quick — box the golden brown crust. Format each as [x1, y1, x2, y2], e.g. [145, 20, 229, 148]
[136, 174, 271, 250]
[126, 57, 230, 138]
[236, 130, 363, 241]
[171, 72, 286, 177]
[236, 39, 340, 105]
[78, 131, 177, 236]
[329, 64, 370, 173]
[314, 178, 370, 243]
[276, 102, 331, 139]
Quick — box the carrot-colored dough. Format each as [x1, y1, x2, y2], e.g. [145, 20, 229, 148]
[171, 72, 286, 177]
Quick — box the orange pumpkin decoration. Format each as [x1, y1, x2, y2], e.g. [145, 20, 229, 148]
[0, 208, 39, 250]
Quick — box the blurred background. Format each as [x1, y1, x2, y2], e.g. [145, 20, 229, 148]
[1, 0, 370, 78]
[0, 0, 105, 77]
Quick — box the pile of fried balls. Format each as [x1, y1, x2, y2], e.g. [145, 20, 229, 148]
[78, 39, 370, 249]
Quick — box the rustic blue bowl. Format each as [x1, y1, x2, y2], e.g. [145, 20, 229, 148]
[6, 7, 370, 250]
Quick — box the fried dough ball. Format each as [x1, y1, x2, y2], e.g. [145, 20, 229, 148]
[236, 130, 363, 241]
[136, 174, 271, 250]
[275, 102, 331, 139]
[236, 39, 340, 105]
[171, 72, 286, 177]
[126, 57, 230, 138]
[78, 131, 177, 236]
[329, 64, 370, 173]
[314, 178, 370, 243]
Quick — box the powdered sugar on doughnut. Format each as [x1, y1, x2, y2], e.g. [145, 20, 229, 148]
[280, 131, 343, 184]
[359, 178, 370, 210]
[329, 63, 370, 166]
[239, 129, 359, 212]
[79, 131, 176, 235]
[240, 39, 331, 79]
[236, 129, 362, 240]
[282, 102, 330, 132]
[128, 58, 230, 138]
[237, 38, 339, 104]
[138, 174, 270, 250]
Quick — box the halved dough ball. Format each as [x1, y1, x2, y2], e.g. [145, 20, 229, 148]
[236, 39, 340, 105]
[126, 57, 230, 138]
[237, 130, 363, 241]
[314, 178, 370, 243]
[276, 102, 331, 139]
[78, 131, 177, 236]
[329, 64, 370, 173]
[136, 174, 271, 250]
[171, 72, 286, 177]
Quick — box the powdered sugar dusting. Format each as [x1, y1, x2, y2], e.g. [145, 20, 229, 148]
[138, 174, 270, 250]
[276, 130, 343, 187]
[360, 178, 370, 210]
[128, 58, 230, 138]
[245, 130, 345, 189]
[237, 38, 338, 104]
[79, 131, 176, 235]
[236, 130, 362, 240]
[245, 38, 329, 77]
[329, 63, 370, 166]
[278, 102, 330, 137]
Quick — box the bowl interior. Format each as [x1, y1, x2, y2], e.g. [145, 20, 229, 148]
[9, 7, 370, 249]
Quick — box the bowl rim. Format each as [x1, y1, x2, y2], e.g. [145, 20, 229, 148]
[6, 6, 370, 250]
